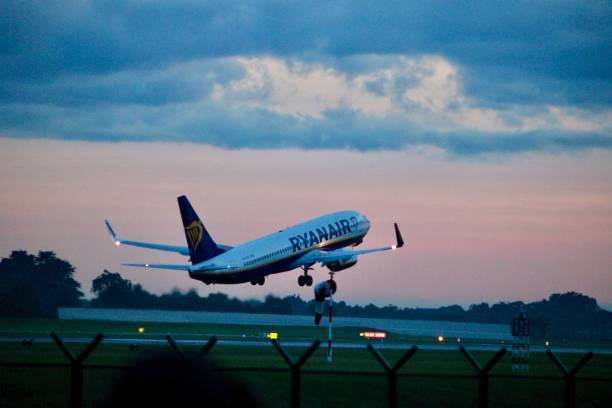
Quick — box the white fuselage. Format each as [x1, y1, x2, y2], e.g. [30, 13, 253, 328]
[189, 211, 370, 283]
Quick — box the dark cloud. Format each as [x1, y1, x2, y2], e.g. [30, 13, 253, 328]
[3, 2, 610, 82]
[460, 65, 612, 109]
[0, 1, 610, 154]
[0, 59, 244, 107]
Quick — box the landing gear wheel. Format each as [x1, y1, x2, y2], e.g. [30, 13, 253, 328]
[257, 277, 265, 285]
[299, 265, 314, 287]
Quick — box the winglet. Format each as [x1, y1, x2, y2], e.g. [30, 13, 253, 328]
[104, 220, 121, 245]
[394, 223, 404, 248]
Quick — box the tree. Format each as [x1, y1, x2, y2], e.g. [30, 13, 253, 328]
[0, 250, 83, 317]
[91, 270, 135, 308]
[36, 251, 83, 313]
[528, 292, 608, 339]
[467, 302, 491, 322]
[261, 295, 292, 315]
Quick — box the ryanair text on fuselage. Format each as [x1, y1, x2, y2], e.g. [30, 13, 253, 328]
[288, 217, 356, 252]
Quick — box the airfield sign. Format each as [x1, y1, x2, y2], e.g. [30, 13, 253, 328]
[511, 311, 530, 372]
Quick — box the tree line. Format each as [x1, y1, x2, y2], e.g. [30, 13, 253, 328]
[2, 250, 611, 339]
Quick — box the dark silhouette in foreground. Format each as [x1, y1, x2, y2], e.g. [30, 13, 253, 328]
[103, 352, 264, 407]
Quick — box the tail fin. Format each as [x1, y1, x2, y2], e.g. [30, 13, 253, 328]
[177, 195, 223, 264]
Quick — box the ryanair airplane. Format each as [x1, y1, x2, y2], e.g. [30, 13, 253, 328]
[105, 195, 404, 287]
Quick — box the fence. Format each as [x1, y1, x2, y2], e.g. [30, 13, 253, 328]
[0, 332, 609, 408]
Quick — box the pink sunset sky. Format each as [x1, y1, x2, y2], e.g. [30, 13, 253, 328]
[1, 138, 611, 308]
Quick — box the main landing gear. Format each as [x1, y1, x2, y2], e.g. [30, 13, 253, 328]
[250, 277, 265, 285]
[298, 266, 313, 287]
[298, 275, 313, 286]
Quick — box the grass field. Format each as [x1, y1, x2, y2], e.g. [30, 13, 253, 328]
[3, 317, 612, 349]
[1, 318, 611, 407]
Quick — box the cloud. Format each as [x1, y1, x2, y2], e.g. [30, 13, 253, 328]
[4, 2, 610, 81]
[2, 87, 610, 156]
[1, 1, 610, 155]
[0, 59, 244, 107]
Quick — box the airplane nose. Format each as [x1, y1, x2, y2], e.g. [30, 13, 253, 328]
[362, 215, 371, 230]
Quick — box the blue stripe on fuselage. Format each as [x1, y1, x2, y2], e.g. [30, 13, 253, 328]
[191, 233, 365, 284]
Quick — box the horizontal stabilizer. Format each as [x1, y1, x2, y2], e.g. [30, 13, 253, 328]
[122, 263, 191, 271]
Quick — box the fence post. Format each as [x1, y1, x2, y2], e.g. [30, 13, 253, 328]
[368, 344, 418, 408]
[165, 334, 218, 358]
[50, 331, 104, 408]
[460, 346, 506, 408]
[271, 339, 320, 408]
[546, 349, 593, 408]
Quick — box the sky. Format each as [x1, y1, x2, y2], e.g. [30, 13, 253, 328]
[1, 1, 611, 307]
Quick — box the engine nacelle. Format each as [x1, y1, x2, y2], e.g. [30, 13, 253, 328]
[314, 279, 337, 302]
[325, 256, 358, 272]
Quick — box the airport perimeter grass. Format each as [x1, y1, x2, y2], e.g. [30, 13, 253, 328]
[1, 319, 612, 407]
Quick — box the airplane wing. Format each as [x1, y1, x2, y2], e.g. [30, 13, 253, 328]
[122, 263, 192, 271]
[104, 220, 232, 255]
[299, 223, 404, 267]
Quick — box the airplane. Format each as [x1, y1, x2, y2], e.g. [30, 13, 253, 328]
[105, 195, 404, 287]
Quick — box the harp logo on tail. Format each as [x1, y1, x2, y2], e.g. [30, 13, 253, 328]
[185, 220, 204, 251]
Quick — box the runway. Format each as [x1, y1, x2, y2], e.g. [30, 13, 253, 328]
[2, 335, 610, 355]
[59, 308, 513, 340]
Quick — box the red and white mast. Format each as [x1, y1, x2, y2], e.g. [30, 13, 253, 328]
[313, 274, 337, 362]
[327, 285, 333, 362]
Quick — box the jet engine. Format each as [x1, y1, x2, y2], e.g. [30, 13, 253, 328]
[325, 256, 358, 272]
[313, 279, 337, 325]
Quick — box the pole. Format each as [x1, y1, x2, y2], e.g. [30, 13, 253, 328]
[545, 349, 593, 408]
[368, 344, 418, 408]
[272, 339, 320, 408]
[460, 346, 506, 408]
[50, 332, 104, 408]
[327, 292, 333, 362]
